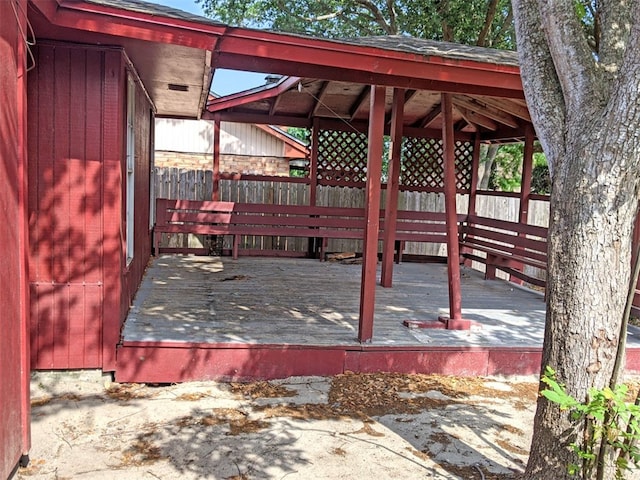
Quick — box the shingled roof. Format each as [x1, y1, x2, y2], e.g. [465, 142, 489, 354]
[85, 0, 518, 68]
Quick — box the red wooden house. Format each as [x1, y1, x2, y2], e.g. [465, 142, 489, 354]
[3, 0, 640, 474]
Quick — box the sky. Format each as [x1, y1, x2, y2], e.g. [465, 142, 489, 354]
[154, 0, 271, 96]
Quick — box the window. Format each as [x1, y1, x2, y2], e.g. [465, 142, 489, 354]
[126, 76, 135, 264]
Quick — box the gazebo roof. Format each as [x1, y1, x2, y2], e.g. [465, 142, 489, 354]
[206, 74, 531, 143]
[29, 0, 531, 141]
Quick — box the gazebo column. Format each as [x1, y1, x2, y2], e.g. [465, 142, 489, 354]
[309, 118, 320, 207]
[460, 133, 480, 267]
[308, 118, 320, 257]
[512, 125, 535, 283]
[467, 133, 481, 218]
[358, 85, 386, 342]
[380, 88, 405, 288]
[212, 114, 221, 201]
[462, 133, 481, 267]
[439, 93, 470, 329]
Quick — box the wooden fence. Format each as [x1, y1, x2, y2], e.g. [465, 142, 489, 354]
[153, 168, 550, 279]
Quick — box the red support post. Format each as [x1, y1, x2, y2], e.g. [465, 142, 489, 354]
[440, 93, 464, 324]
[381, 88, 405, 287]
[468, 133, 481, 218]
[519, 125, 534, 225]
[212, 114, 221, 201]
[309, 118, 320, 207]
[462, 134, 481, 267]
[512, 125, 535, 284]
[358, 85, 386, 342]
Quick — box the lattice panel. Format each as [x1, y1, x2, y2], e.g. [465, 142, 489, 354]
[401, 137, 444, 188]
[400, 138, 473, 190]
[317, 129, 368, 183]
[454, 141, 473, 190]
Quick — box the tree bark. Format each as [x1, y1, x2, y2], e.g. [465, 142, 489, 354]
[477, 144, 498, 190]
[512, 1, 640, 478]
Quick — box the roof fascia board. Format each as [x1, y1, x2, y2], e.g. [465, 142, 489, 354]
[205, 111, 313, 129]
[214, 53, 525, 99]
[216, 29, 523, 94]
[32, 0, 225, 49]
[208, 76, 301, 112]
[254, 124, 308, 154]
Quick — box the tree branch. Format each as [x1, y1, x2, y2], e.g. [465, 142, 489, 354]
[490, 2, 513, 47]
[598, 1, 633, 93]
[537, 0, 600, 115]
[385, 0, 397, 35]
[511, 0, 566, 174]
[353, 0, 394, 34]
[435, 0, 453, 41]
[477, 0, 499, 47]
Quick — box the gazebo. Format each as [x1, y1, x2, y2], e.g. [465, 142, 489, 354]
[202, 37, 539, 339]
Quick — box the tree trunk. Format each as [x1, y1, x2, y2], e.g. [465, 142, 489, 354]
[525, 128, 639, 479]
[477, 144, 498, 190]
[511, 1, 640, 476]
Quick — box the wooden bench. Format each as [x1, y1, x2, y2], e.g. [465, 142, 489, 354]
[154, 198, 458, 261]
[460, 215, 548, 287]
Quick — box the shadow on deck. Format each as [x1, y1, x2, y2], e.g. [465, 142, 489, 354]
[116, 255, 640, 382]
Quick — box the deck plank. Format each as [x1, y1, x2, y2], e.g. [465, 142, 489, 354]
[118, 255, 640, 381]
[124, 255, 552, 346]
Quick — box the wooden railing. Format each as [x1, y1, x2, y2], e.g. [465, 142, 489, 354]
[460, 215, 548, 287]
[153, 198, 457, 261]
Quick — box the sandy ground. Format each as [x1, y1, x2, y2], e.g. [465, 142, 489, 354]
[14, 370, 541, 480]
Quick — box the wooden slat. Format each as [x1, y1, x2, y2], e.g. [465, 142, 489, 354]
[463, 226, 547, 254]
[467, 214, 548, 238]
[154, 198, 458, 256]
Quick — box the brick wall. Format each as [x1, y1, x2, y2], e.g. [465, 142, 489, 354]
[155, 151, 291, 176]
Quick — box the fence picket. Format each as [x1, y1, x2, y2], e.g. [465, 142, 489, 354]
[153, 168, 550, 281]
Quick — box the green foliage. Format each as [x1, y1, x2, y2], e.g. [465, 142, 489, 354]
[196, 0, 515, 48]
[541, 366, 640, 479]
[531, 164, 551, 195]
[285, 127, 310, 144]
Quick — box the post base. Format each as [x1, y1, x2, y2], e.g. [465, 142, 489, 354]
[403, 317, 480, 331]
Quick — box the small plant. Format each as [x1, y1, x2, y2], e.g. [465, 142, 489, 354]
[541, 366, 640, 479]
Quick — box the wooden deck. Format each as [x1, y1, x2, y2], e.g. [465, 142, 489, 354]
[116, 255, 640, 382]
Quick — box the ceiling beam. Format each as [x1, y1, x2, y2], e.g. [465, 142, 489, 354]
[453, 95, 519, 128]
[310, 81, 330, 118]
[349, 86, 371, 121]
[415, 103, 442, 128]
[269, 94, 283, 116]
[453, 105, 497, 131]
[404, 89, 420, 105]
[469, 95, 532, 122]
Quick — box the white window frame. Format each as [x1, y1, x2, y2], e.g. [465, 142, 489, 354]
[126, 76, 136, 265]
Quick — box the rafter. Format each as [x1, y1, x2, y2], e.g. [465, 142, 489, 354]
[414, 103, 441, 128]
[453, 95, 519, 128]
[404, 89, 420, 105]
[453, 105, 497, 131]
[349, 86, 371, 121]
[310, 81, 330, 118]
[469, 95, 531, 122]
[269, 94, 283, 116]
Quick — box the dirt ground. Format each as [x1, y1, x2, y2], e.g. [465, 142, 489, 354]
[15, 370, 541, 479]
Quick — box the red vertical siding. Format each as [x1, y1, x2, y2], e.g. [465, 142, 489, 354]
[28, 43, 127, 370]
[29, 42, 153, 371]
[0, 0, 31, 475]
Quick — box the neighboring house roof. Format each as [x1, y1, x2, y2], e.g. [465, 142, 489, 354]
[30, 0, 525, 126]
